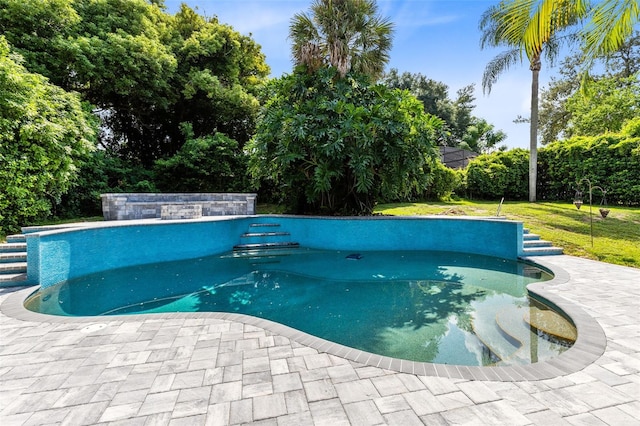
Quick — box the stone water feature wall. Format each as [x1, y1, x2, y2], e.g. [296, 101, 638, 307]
[101, 193, 257, 220]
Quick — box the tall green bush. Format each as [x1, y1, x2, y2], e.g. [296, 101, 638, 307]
[0, 37, 97, 234]
[248, 68, 441, 214]
[539, 127, 640, 205]
[465, 149, 529, 200]
[154, 124, 249, 193]
[464, 122, 640, 205]
[423, 161, 463, 200]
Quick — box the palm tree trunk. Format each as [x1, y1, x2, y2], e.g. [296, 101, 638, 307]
[529, 56, 541, 203]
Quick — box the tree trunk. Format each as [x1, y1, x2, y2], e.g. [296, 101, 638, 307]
[529, 56, 541, 203]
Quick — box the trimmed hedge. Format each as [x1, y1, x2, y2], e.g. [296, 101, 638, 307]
[465, 149, 529, 200]
[464, 120, 640, 205]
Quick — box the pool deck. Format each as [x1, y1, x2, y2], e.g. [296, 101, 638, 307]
[1, 255, 638, 425]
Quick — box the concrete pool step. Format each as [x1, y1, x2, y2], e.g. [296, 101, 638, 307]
[0, 242, 27, 253]
[0, 252, 27, 263]
[472, 297, 575, 365]
[5, 234, 26, 243]
[228, 247, 302, 258]
[234, 242, 300, 251]
[0, 261, 27, 274]
[240, 231, 292, 245]
[522, 229, 563, 256]
[235, 223, 300, 252]
[0, 272, 27, 284]
[0, 234, 29, 286]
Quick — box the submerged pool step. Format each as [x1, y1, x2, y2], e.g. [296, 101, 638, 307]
[240, 231, 292, 245]
[472, 298, 575, 365]
[234, 242, 300, 251]
[234, 222, 300, 252]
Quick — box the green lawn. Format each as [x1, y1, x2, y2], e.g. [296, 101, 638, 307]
[374, 200, 640, 269]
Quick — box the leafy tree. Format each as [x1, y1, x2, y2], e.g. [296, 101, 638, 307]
[603, 30, 640, 77]
[0, 37, 97, 233]
[0, 0, 269, 166]
[480, 0, 587, 202]
[290, 0, 393, 79]
[247, 69, 441, 214]
[0, 0, 80, 81]
[581, 0, 640, 69]
[381, 69, 476, 145]
[460, 118, 508, 154]
[539, 34, 640, 144]
[154, 124, 249, 193]
[55, 151, 158, 219]
[538, 54, 583, 144]
[564, 75, 640, 137]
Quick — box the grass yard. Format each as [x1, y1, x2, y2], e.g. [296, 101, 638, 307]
[374, 200, 640, 269]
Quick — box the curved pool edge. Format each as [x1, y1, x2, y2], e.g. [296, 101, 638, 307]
[1, 257, 607, 382]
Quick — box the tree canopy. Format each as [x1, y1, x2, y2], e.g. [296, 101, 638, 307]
[290, 0, 393, 79]
[247, 69, 442, 214]
[0, 37, 97, 233]
[0, 0, 270, 166]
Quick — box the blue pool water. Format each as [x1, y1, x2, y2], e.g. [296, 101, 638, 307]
[25, 248, 574, 366]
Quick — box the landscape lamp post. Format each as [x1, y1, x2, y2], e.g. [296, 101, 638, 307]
[573, 178, 608, 247]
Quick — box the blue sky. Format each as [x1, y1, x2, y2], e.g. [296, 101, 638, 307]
[164, 0, 564, 149]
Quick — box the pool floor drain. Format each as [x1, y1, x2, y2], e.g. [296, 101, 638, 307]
[80, 323, 108, 333]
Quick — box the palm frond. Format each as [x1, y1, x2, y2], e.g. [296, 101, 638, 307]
[582, 0, 640, 63]
[482, 48, 522, 94]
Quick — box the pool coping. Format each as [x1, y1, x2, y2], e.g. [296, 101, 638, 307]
[1, 257, 606, 382]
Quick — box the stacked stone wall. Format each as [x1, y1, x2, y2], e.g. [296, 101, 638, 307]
[101, 193, 257, 220]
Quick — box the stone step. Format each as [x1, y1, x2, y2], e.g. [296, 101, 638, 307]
[0, 252, 27, 263]
[0, 262, 27, 274]
[0, 273, 27, 285]
[522, 246, 564, 256]
[0, 242, 27, 253]
[522, 227, 562, 256]
[6, 234, 26, 243]
[230, 246, 302, 257]
[524, 239, 553, 248]
[523, 233, 540, 241]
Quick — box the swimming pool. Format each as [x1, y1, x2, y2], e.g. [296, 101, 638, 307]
[20, 215, 597, 374]
[25, 247, 573, 366]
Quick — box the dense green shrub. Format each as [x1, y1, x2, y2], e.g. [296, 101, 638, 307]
[154, 124, 249, 193]
[464, 122, 640, 205]
[248, 68, 441, 214]
[539, 130, 640, 205]
[423, 161, 463, 200]
[55, 151, 157, 218]
[0, 37, 97, 234]
[465, 149, 529, 200]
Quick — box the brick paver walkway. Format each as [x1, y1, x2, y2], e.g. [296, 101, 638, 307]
[1, 255, 638, 425]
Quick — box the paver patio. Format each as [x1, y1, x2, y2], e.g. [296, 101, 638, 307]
[1, 255, 638, 425]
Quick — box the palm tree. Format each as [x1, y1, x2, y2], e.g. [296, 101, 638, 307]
[580, 0, 639, 70]
[479, 0, 588, 202]
[289, 0, 393, 79]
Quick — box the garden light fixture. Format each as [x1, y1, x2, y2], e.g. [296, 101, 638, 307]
[573, 178, 607, 247]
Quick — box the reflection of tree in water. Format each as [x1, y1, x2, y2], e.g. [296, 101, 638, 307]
[370, 265, 498, 363]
